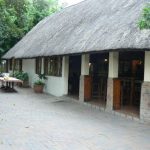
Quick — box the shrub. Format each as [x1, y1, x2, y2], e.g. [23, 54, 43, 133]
[138, 3, 150, 30]
[34, 80, 45, 85]
[13, 71, 29, 81]
[34, 73, 47, 85]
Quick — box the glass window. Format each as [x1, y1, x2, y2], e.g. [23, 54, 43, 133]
[44, 56, 62, 77]
[14, 59, 22, 71]
[9, 59, 13, 70]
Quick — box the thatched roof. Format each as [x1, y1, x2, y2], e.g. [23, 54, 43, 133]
[3, 0, 150, 59]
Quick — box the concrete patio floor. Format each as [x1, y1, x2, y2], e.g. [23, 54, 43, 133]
[0, 88, 150, 150]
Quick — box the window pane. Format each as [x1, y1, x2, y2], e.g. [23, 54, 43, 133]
[46, 56, 62, 77]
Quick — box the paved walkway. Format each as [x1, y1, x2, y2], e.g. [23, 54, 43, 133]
[0, 88, 150, 150]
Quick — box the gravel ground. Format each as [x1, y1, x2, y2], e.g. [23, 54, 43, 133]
[0, 88, 150, 150]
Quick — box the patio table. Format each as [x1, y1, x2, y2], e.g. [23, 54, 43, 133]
[0, 77, 23, 92]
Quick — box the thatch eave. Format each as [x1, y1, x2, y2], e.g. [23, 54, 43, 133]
[2, 0, 150, 60]
[3, 48, 150, 60]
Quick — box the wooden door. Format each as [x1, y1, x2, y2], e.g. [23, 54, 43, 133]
[113, 79, 121, 110]
[84, 75, 92, 101]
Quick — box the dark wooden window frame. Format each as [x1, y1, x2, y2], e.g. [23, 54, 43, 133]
[14, 59, 22, 71]
[44, 56, 62, 77]
[9, 59, 13, 70]
[35, 57, 42, 74]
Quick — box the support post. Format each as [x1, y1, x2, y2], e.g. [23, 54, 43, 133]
[79, 54, 90, 102]
[62, 56, 69, 95]
[106, 52, 119, 111]
[140, 51, 150, 122]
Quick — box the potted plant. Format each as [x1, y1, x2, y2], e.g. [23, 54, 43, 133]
[34, 73, 47, 93]
[21, 72, 29, 87]
[13, 71, 29, 87]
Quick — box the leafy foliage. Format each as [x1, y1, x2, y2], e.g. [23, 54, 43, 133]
[38, 73, 47, 80]
[34, 73, 47, 85]
[0, 0, 61, 61]
[138, 3, 150, 30]
[12, 71, 29, 81]
[34, 80, 45, 85]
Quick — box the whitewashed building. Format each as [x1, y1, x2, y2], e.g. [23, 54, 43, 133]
[3, 0, 150, 122]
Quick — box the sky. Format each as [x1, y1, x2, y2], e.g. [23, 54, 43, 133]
[59, 0, 84, 7]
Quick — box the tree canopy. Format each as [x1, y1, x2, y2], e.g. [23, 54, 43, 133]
[0, 0, 61, 60]
[138, 3, 150, 30]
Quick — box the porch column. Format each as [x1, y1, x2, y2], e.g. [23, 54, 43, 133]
[106, 52, 119, 111]
[79, 54, 90, 102]
[140, 51, 150, 122]
[62, 56, 69, 95]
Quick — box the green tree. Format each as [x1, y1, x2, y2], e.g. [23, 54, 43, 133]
[0, 0, 22, 60]
[0, 0, 60, 61]
[138, 3, 150, 29]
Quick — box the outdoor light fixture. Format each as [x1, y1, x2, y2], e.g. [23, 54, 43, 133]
[104, 59, 108, 62]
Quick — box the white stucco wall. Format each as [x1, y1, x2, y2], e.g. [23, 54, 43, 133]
[44, 76, 64, 96]
[22, 56, 69, 97]
[22, 59, 38, 86]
